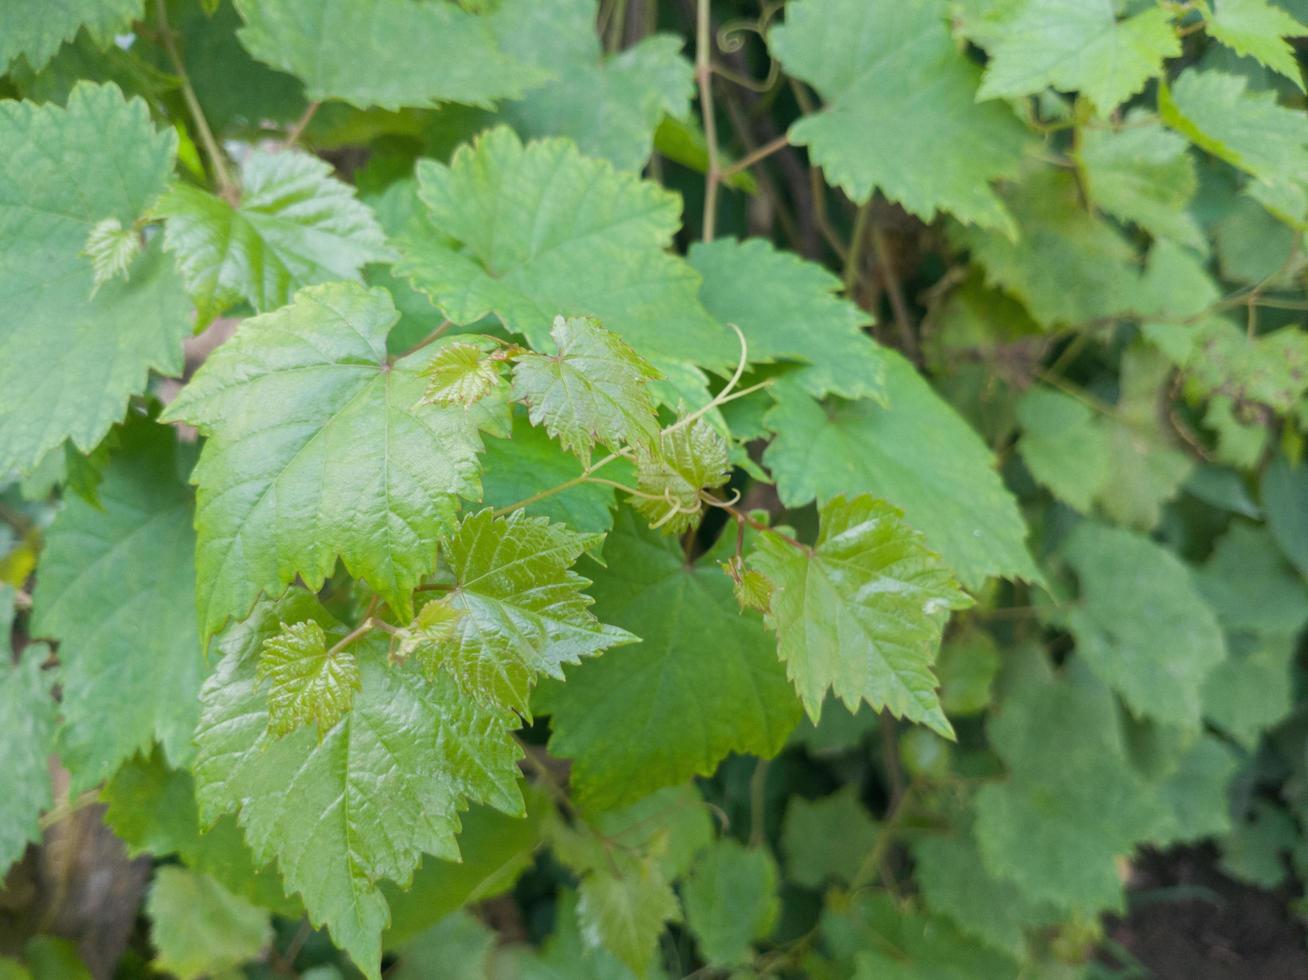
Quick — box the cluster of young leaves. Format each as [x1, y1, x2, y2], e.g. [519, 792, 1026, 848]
[1, 0, 1307, 977]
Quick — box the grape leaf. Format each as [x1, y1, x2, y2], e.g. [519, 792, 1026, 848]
[0, 82, 188, 477]
[408, 508, 633, 716]
[688, 237, 885, 400]
[1263, 455, 1308, 575]
[257, 620, 361, 737]
[1203, 633, 1297, 747]
[953, 168, 1145, 328]
[1077, 116, 1205, 250]
[1150, 733, 1241, 846]
[488, 0, 693, 170]
[389, 910, 495, 980]
[971, 0, 1179, 113]
[147, 867, 272, 980]
[0, 587, 55, 876]
[397, 126, 735, 370]
[1195, 523, 1308, 636]
[510, 315, 661, 463]
[682, 840, 779, 967]
[156, 149, 393, 325]
[82, 218, 142, 293]
[764, 351, 1039, 589]
[769, 0, 1027, 231]
[418, 342, 503, 408]
[1016, 387, 1113, 513]
[193, 589, 523, 977]
[1058, 522, 1226, 730]
[536, 509, 800, 810]
[0, 0, 140, 73]
[631, 419, 731, 534]
[751, 494, 971, 733]
[974, 659, 1169, 913]
[576, 858, 680, 976]
[30, 418, 207, 789]
[1161, 69, 1308, 221]
[1207, 0, 1308, 89]
[233, 0, 546, 110]
[161, 282, 496, 639]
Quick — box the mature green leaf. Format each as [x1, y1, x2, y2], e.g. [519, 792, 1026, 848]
[488, 0, 693, 170]
[1077, 117, 1204, 249]
[398, 127, 733, 371]
[770, 0, 1026, 231]
[1059, 522, 1226, 729]
[502, 888, 639, 979]
[389, 911, 496, 980]
[631, 419, 731, 534]
[1161, 69, 1308, 221]
[821, 892, 1019, 980]
[408, 508, 632, 715]
[752, 495, 970, 732]
[479, 411, 627, 537]
[1263, 455, 1308, 575]
[1196, 523, 1308, 636]
[683, 839, 779, 967]
[147, 867, 272, 980]
[971, 0, 1179, 113]
[161, 282, 495, 638]
[0, 0, 140, 73]
[257, 620, 361, 737]
[1016, 387, 1113, 513]
[779, 785, 873, 889]
[914, 824, 1058, 959]
[383, 793, 546, 946]
[30, 419, 206, 788]
[0, 82, 187, 477]
[1203, 632, 1297, 746]
[688, 237, 884, 400]
[101, 750, 296, 914]
[156, 149, 392, 324]
[1151, 733, 1240, 845]
[936, 626, 1002, 718]
[234, 0, 545, 110]
[953, 169, 1145, 328]
[0, 587, 55, 875]
[511, 316, 660, 463]
[1220, 799, 1296, 888]
[419, 341, 504, 408]
[576, 858, 679, 976]
[974, 660, 1169, 913]
[764, 352, 1039, 588]
[537, 509, 800, 810]
[193, 590, 523, 976]
[1207, 0, 1308, 88]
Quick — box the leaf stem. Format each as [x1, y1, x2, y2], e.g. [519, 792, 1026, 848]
[843, 199, 872, 293]
[697, 0, 721, 242]
[154, 0, 236, 201]
[719, 133, 789, 180]
[395, 320, 453, 360]
[281, 100, 321, 150]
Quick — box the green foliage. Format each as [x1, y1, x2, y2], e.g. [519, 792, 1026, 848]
[5, 3, 1308, 977]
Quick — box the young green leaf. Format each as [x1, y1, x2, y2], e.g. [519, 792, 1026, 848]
[1016, 387, 1113, 513]
[161, 282, 497, 639]
[30, 419, 207, 789]
[536, 509, 800, 810]
[1059, 522, 1226, 730]
[511, 315, 661, 463]
[396, 126, 736, 370]
[0, 83, 187, 477]
[632, 419, 731, 534]
[409, 509, 634, 716]
[257, 620, 362, 737]
[193, 590, 523, 978]
[147, 868, 272, 980]
[781, 785, 878, 890]
[234, 0, 546, 110]
[764, 351, 1039, 589]
[418, 342, 503, 408]
[971, 0, 1179, 113]
[769, 0, 1027, 232]
[575, 858, 680, 976]
[751, 494, 971, 733]
[156, 149, 393, 325]
[81, 218, 142, 293]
